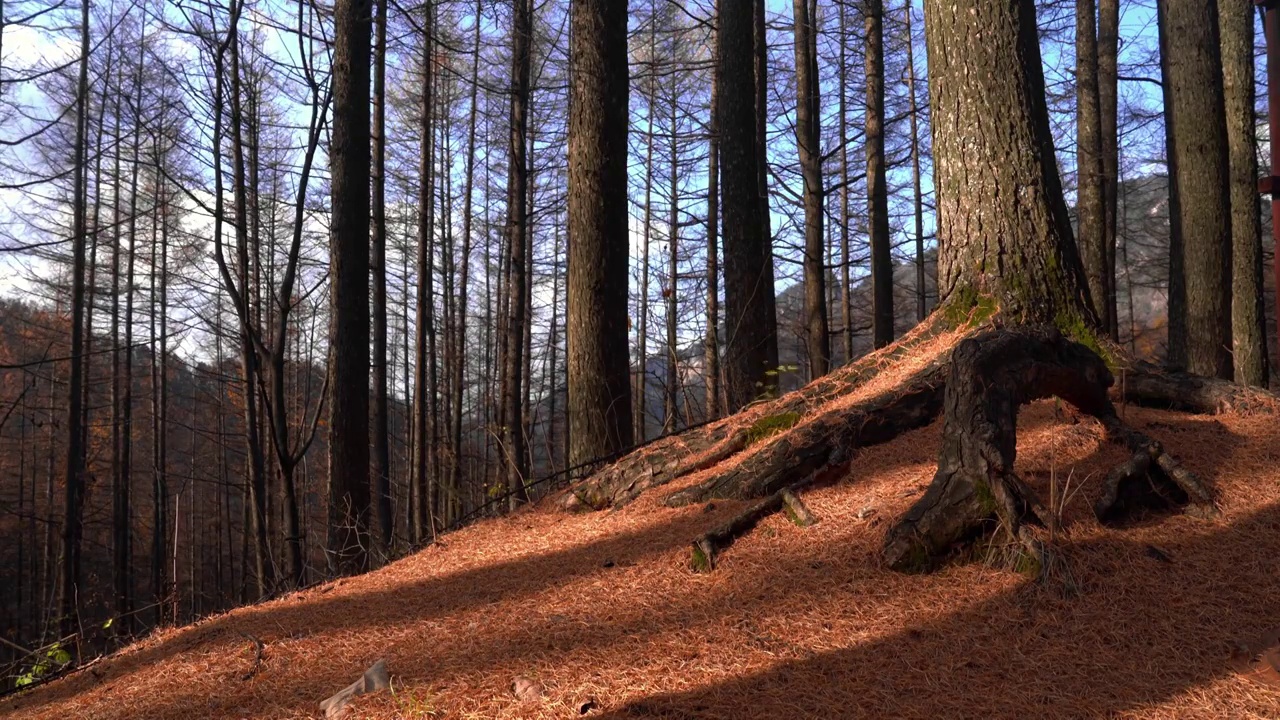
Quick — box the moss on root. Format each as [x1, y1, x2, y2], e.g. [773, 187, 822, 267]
[941, 287, 999, 329]
[745, 412, 801, 445]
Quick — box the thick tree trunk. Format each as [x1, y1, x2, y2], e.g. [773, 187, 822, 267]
[567, 0, 634, 469]
[926, 0, 1093, 327]
[1164, 0, 1233, 378]
[1076, 0, 1108, 331]
[793, 0, 829, 376]
[722, 0, 779, 412]
[327, 0, 373, 576]
[1219, 0, 1269, 387]
[1157, 0, 1188, 368]
[867, 0, 894, 348]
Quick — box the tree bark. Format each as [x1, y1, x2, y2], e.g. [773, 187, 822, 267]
[328, 0, 373, 576]
[867, 0, 894, 348]
[927, 0, 1093, 327]
[504, 0, 532, 505]
[906, 0, 927, 324]
[705, 14, 722, 421]
[1098, 0, 1120, 341]
[371, 0, 394, 555]
[722, 0, 779, 412]
[793, 0, 829, 376]
[1076, 0, 1108, 331]
[1163, 0, 1232, 380]
[1219, 0, 1269, 387]
[566, 0, 634, 469]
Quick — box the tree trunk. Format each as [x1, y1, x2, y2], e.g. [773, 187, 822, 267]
[1158, 0, 1187, 369]
[793, 0, 829, 376]
[1076, 0, 1108, 331]
[1163, 0, 1232, 380]
[705, 16, 722, 421]
[839, 0, 854, 362]
[60, 0, 91, 641]
[927, 0, 1093, 327]
[504, 0, 532, 506]
[867, 0, 894, 348]
[1098, 0, 1120, 341]
[328, 0, 373, 576]
[722, 0, 779, 412]
[371, 0, 394, 555]
[567, 0, 634, 469]
[906, 0, 926, 324]
[1219, 0, 1269, 387]
[411, 1, 434, 543]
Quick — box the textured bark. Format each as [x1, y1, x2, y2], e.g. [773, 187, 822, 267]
[1076, 0, 1108, 331]
[60, 0, 91, 639]
[793, 0, 829, 377]
[1164, 0, 1232, 378]
[705, 17, 722, 421]
[839, 0, 854, 362]
[723, 0, 779, 412]
[371, 0, 394, 554]
[1158, 0, 1187, 368]
[327, 0, 373, 576]
[906, 0, 926, 323]
[412, 4, 435, 542]
[925, 0, 1094, 327]
[567, 0, 634, 470]
[867, 0, 894, 348]
[1219, 0, 1268, 387]
[504, 0, 532, 505]
[1098, 0, 1120, 340]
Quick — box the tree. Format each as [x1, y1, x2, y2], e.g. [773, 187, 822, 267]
[705, 8, 722, 420]
[866, 0, 893, 348]
[1098, 0, 1120, 340]
[327, 0, 373, 576]
[371, 0, 394, 555]
[792, 0, 828, 377]
[59, 0, 92, 641]
[504, 0, 532, 506]
[1163, 0, 1232, 379]
[722, 0, 778, 412]
[1219, 0, 1268, 386]
[566, 0, 633, 470]
[1076, 0, 1108, 332]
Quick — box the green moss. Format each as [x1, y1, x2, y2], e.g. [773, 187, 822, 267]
[745, 411, 801, 445]
[973, 478, 999, 516]
[691, 543, 712, 573]
[1054, 308, 1115, 369]
[1014, 550, 1043, 579]
[941, 286, 998, 329]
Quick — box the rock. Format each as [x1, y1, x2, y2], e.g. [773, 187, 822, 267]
[319, 659, 390, 719]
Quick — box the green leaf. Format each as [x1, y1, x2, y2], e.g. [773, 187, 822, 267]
[103, 618, 113, 629]
[49, 648, 70, 665]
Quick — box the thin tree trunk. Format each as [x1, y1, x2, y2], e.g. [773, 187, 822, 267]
[1098, 0, 1120, 340]
[906, 0, 926, 323]
[866, 0, 893, 348]
[1158, 0, 1187, 368]
[412, 1, 435, 542]
[839, 0, 853, 361]
[705, 16, 722, 420]
[794, 0, 829, 377]
[1076, 0, 1109, 330]
[371, 0, 394, 554]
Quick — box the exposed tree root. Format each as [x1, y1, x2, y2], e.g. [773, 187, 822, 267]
[559, 312, 964, 511]
[881, 326, 1214, 576]
[663, 362, 947, 506]
[1120, 360, 1279, 414]
[1094, 415, 1217, 523]
[690, 481, 817, 572]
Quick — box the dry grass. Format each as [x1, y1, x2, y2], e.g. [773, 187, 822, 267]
[7, 399, 1280, 719]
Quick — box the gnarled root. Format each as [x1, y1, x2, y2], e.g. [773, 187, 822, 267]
[882, 325, 1175, 577]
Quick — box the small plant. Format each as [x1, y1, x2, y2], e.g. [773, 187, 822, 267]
[15, 642, 71, 689]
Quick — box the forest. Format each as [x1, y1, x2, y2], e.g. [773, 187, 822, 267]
[2, 0, 1280, 716]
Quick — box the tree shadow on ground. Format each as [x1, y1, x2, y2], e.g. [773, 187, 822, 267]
[6, 407, 1265, 719]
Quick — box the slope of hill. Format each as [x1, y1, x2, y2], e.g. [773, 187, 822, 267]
[6, 394, 1280, 719]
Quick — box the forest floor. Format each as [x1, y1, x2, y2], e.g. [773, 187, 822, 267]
[7, 400, 1280, 718]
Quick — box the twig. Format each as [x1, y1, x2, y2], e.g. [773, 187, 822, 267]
[238, 631, 265, 681]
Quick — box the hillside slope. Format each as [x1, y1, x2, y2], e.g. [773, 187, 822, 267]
[6, 401, 1280, 719]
